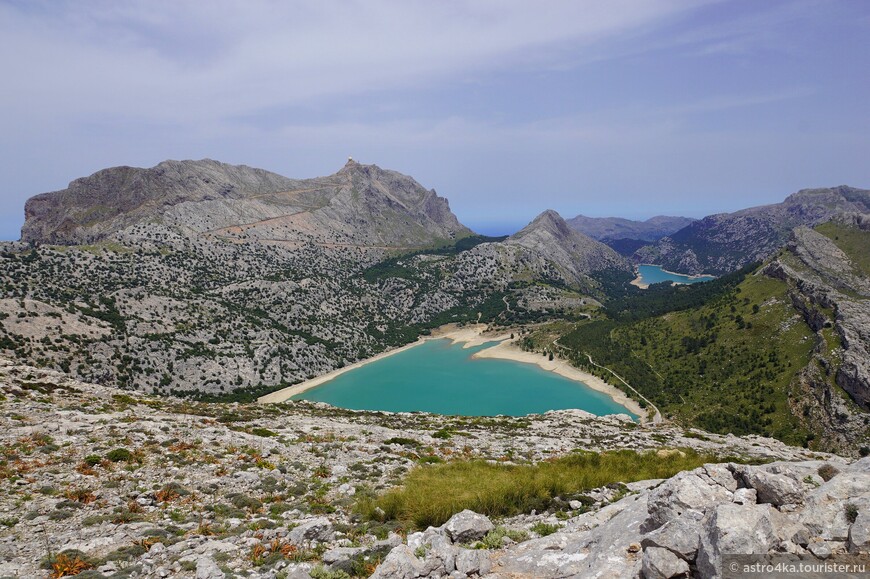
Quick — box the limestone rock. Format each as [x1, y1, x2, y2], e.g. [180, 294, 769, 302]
[288, 517, 333, 544]
[644, 470, 733, 531]
[641, 516, 700, 561]
[444, 510, 494, 543]
[641, 546, 690, 578]
[736, 466, 805, 506]
[195, 555, 224, 579]
[369, 545, 424, 579]
[696, 503, 777, 579]
[848, 510, 870, 553]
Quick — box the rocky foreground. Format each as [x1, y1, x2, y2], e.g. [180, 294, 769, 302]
[0, 359, 866, 578]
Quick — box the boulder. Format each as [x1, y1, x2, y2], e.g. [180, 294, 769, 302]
[444, 510, 494, 543]
[195, 555, 224, 579]
[644, 471, 733, 531]
[732, 488, 757, 505]
[696, 503, 776, 579]
[848, 510, 870, 553]
[800, 473, 870, 541]
[369, 545, 424, 579]
[455, 548, 492, 576]
[641, 516, 700, 561]
[737, 467, 804, 506]
[322, 546, 365, 572]
[641, 546, 690, 578]
[288, 517, 333, 544]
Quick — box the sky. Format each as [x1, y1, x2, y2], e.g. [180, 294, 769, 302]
[1, 0, 869, 238]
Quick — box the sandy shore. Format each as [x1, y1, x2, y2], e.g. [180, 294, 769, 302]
[259, 324, 646, 422]
[258, 324, 501, 403]
[257, 337, 426, 403]
[471, 341, 646, 421]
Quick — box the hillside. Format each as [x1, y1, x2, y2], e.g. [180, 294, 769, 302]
[0, 357, 855, 579]
[3, 171, 632, 398]
[567, 214, 695, 243]
[22, 159, 472, 249]
[634, 186, 870, 275]
[527, 218, 870, 454]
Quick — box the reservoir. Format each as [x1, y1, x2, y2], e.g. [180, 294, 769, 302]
[636, 264, 715, 286]
[292, 339, 637, 418]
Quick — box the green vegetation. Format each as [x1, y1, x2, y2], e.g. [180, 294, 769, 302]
[356, 449, 724, 529]
[105, 448, 134, 463]
[363, 235, 507, 283]
[556, 271, 815, 444]
[815, 221, 870, 276]
[476, 526, 530, 549]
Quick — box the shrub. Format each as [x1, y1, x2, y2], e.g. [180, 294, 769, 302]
[83, 455, 102, 467]
[106, 448, 134, 463]
[530, 522, 561, 537]
[229, 493, 263, 512]
[156, 482, 189, 503]
[251, 427, 278, 438]
[818, 464, 839, 482]
[846, 503, 859, 524]
[477, 526, 529, 549]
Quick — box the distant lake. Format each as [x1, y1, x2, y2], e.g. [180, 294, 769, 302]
[293, 339, 636, 418]
[637, 264, 715, 286]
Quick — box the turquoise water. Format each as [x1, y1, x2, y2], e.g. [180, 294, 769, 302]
[637, 264, 715, 286]
[293, 339, 637, 418]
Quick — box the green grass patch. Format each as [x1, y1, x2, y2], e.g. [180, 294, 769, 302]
[816, 221, 870, 277]
[356, 449, 720, 529]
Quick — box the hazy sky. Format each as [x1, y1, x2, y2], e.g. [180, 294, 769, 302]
[1, 0, 868, 238]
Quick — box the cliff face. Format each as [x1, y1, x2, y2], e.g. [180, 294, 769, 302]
[763, 217, 870, 452]
[21, 159, 472, 248]
[635, 186, 870, 275]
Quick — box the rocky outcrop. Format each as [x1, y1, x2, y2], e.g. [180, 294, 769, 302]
[0, 357, 830, 578]
[635, 185, 870, 275]
[21, 158, 472, 248]
[761, 221, 870, 454]
[366, 459, 869, 578]
[567, 214, 695, 243]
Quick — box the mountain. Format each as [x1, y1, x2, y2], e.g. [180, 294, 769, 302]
[634, 185, 870, 275]
[504, 209, 631, 281]
[541, 215, 870, 453]
[566, 214, 695, 242]
[21, 158, 472, 248]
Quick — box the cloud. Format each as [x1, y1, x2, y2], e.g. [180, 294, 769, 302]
[0, 0, 699, 126]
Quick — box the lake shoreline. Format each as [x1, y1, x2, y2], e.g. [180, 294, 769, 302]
[257, 323, 499, 403]
[631, 263, 716, 289]
[259, 324, 644, 422]
[471, 340, 646, 421]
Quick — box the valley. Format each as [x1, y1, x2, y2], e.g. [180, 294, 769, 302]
[0, 158, 869, 578]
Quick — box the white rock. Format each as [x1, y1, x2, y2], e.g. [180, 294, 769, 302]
[444, 510, 494, 543]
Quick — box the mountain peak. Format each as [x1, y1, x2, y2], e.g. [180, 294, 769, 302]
[505, 209, 631, 283]
[514, 209, 576, 242]
[21, 158, 472, 247]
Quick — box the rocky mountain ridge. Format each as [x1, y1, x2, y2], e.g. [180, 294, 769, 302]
[635, 186, 870, 275]
[22, 159, 472, 249]
[567, 214, 695, 243]
[761, 215, 870, 452]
